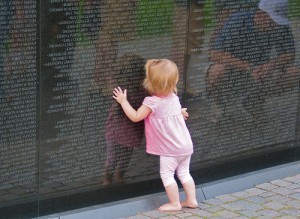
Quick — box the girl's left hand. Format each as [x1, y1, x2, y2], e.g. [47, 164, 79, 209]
[113, 87, 127, 104]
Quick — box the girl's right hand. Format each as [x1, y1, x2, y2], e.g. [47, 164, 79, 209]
[113, 87, 127, 104]
[181, 108, 189, 120]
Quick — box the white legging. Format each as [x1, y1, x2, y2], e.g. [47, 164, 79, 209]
[160, 155, 193, 187]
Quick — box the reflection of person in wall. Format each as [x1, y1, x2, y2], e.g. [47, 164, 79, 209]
[210, 0, 259, 49]
[93, 0, 135, 97]
[112, 59, 198, 211]
[103, 54, 146, 185]
[206, 0, 299, 121]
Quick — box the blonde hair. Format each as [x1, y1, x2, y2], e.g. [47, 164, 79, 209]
[143, 59, 179, 96]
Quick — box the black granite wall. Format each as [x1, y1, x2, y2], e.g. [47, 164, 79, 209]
[0, 0, 299, 218]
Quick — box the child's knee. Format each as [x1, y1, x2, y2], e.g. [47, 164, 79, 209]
[160, 171, 176, 187]
[177, 171, 193, 185]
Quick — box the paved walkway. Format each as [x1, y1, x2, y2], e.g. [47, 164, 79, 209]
[123, 174, 300, 219]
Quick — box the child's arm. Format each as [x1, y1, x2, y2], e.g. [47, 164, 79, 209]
[113, 87, 151, 122]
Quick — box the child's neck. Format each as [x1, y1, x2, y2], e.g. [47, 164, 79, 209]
[154, 93, 173, 98]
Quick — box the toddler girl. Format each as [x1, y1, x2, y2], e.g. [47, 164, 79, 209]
[112, 59, 198, 211]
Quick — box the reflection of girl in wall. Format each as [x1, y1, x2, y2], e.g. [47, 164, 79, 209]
[112, 59, 198, 211]
[103, 54, 145, 185]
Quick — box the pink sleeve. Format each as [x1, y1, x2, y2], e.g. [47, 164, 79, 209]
[142, 96, 156, 113]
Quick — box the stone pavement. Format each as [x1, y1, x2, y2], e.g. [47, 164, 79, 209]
[123, 174, 300, 219]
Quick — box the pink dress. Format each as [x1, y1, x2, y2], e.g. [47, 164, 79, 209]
[142, 93, 193, 157]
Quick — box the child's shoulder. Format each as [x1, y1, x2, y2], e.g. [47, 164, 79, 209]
[144, 93, 177, 103]
[143, 95, 161, 104]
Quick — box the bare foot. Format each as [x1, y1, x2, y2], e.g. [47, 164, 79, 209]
[181, 200, 198, 209]
[101, 174, 112, 186]
[101, 178, 112, 186]
[158, 203, 182, 212]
